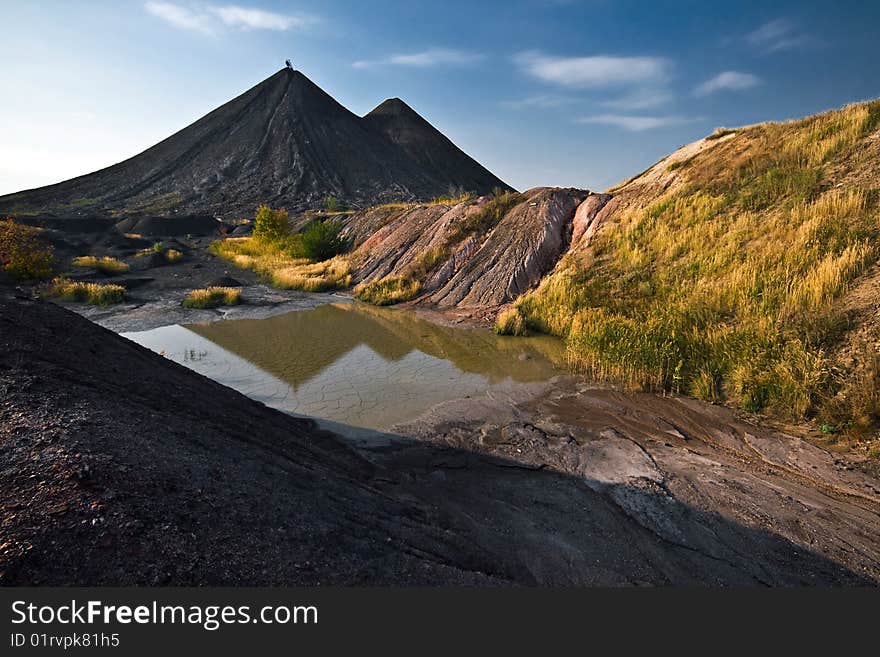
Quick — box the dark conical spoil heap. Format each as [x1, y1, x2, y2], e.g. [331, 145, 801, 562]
[0, 68, 511, 219]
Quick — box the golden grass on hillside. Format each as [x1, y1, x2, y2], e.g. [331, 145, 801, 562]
[183, 287, 241, 309]
[429, 191, 475, 205]
[355, 276, 421, 305]
[354, 246, 449, 306]
[494, 307, 528, 336]
[211, 237, 352, 292]
[43, 277, 125, 305]
[517, 99, 880, 427]
[71, 255, 129, 274]
[271, 257, 351, 292]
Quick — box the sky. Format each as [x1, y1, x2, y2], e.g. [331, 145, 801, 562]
[2, 0, 879, 196]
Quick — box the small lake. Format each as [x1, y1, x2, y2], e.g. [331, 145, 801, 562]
[122, 302, 565, 431]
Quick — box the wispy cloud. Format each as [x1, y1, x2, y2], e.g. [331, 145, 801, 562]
[747, 19, 809, 53]
[353, 48, 483, 69]
[514, 51, 671, 88]
[145, 2, 214, 34]
[500, 94, 575, 110]
[694, 71, 761, 96]
[144, 2, 315, 35]
[210, 6, 315, 30]
[575, 114, 693, 132]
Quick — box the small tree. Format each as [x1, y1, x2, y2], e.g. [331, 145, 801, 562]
[0, 218, 54, 280]
[324, 196, 343, 213]
[253, 205, 290, 242]
[300, 220, 346, 261]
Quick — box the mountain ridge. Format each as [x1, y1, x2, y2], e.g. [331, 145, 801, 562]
[0, 68, 511, 219]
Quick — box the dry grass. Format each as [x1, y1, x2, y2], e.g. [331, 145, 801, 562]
[445, 191, 522, 246]
[0, 219, 54, 280]
[43, 277, 125, 305]
[72, 255, 129, 274]
[183, 287, 241, 309]
[517, 99, 880, 424]
[355, 276, 421, 305]
[211, 236, 351, 292]
[354, 245, 449, 306]
[271, 257, 351, 292]
[494, 308, 528, 336]
[164, 248, 183, 263]
[429, 191, 475, 205]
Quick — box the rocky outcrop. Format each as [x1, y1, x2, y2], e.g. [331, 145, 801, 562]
[571, 193, 612, 247]
[345, 187, 597, 310]
[429, 188, 588, 307]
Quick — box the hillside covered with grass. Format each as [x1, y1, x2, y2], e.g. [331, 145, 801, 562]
[515, 100, 880, 437]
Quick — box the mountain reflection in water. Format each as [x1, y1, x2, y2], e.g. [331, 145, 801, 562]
[124, 302, 565, 430]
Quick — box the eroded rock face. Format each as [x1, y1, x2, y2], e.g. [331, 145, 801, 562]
[345, 187, 591, 309]
[430, 188, 588, 307]
[571, 193, 613, 247]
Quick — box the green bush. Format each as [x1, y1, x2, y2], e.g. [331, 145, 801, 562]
[300, 220, 346, 261]
[253, 205, 290, 242]
[324, 196, 346, 212]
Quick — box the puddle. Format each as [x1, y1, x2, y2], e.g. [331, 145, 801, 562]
[123, 302, 565, 430]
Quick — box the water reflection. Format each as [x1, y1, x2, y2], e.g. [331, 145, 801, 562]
[124, 302, 565, 430]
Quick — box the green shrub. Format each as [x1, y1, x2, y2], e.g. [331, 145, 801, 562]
[300, 219, 345, 261]
[253, 205, 290, 242]
[0, 219, 54, 280]
[324, 196, 346, 212]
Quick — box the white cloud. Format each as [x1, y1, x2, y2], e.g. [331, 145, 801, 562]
[747, 19, 808, 53]
[694, 71, 761, 96]
[575, 114, 692, 132]
[353, 48, 483, 69]
[514, 51, 670, 88]
[209, 5, 314, 30]
[145, 2, 214, 34]
[145, 2, 314, 35]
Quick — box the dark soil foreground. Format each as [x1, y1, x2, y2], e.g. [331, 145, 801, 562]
[1, 292, 879, 585]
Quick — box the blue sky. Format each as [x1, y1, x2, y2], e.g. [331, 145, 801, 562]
[2, 0, 879, 195]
